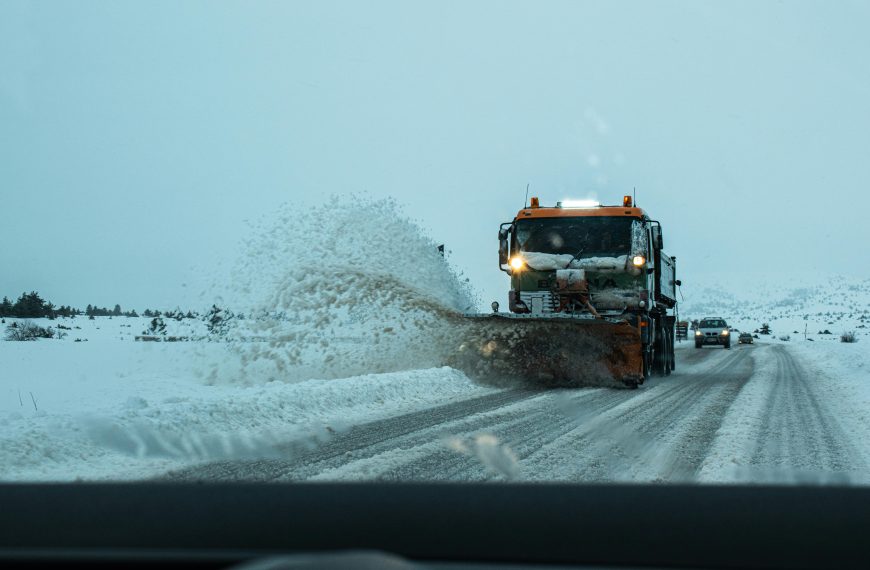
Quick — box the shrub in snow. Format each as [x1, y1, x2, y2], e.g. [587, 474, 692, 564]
[4, 320, 55, 341]
[143, 317, 167, 336]
[779, 335, 790, 342]
[759, 323, 771, 335]
[841, 331, 858, 343]
[205, 305, 233, 337]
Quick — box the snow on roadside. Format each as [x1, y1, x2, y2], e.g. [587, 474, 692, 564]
[697, 340, 870, 484]
[786, 340, 870, 470]
[0, 338, 490, 481]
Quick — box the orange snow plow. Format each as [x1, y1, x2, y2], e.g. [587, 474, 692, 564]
[455, 195, 678, 388]
[451, 314, 643, 387]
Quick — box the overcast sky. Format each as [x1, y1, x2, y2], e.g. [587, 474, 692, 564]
[2, 0, 869, 310]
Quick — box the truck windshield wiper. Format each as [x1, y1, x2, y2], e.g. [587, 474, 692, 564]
[565, 248, 584, 269]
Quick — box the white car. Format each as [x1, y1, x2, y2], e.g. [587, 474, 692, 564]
[695, 317, 731, 349]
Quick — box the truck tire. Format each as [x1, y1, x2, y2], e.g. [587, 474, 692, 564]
[652, 319, 669, 376]
[642, 350, 651, 380]
[662, 327, 674, 376]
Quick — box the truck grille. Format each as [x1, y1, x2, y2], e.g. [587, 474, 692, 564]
[519, 291, 557, 314]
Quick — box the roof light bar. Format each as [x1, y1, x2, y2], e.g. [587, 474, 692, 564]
[557, 199, 600, 209]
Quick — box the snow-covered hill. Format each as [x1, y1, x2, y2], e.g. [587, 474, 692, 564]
[679, 274, 870, 340]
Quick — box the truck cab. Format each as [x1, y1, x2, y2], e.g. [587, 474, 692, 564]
[498, 196, 676, 320]
[496, 195, 679, 380]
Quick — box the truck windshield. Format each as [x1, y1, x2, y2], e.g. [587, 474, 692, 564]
[514, 216, 635, 257]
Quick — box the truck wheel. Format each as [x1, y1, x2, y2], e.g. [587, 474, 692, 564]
[662, 329, 674, 376]
[642, 350, 651, 380]
[653, 332, 666, 375]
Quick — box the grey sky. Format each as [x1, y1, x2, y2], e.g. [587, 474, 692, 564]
[2, 1, 869, 310]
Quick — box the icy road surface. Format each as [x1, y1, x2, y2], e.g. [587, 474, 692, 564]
[166, 342, 869, 484]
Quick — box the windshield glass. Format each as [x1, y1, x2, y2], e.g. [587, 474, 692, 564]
[2, 1, 869, 491]
[514, 217, 635, 257]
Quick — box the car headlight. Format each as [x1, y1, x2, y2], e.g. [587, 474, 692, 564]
[695, 330, 702, 336]
[721, 329, 729, 336]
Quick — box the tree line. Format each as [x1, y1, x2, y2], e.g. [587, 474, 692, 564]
[0, 291, 197, 320]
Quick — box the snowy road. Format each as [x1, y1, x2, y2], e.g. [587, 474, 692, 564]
[167, 342, 866, 483]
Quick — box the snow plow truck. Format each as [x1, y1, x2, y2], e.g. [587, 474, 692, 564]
[455, 196, 679, 388]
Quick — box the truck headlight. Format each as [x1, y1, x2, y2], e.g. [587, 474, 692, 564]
[632, 255, 646, 267]
[510, 257, 525, 270]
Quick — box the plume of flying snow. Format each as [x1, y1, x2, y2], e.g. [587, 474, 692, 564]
[207, 196, 479, 384]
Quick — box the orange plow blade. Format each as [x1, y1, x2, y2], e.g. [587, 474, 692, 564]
[449, 314, 643, 387]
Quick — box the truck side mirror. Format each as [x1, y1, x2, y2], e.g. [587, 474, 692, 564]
[650, 225, 664, 250]
[498, 228, 510, 266]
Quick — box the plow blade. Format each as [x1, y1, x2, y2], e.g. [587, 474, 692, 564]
[449, 314, 643, 387]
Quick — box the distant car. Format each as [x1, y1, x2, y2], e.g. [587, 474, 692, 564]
[738, 332, 754, 344]
[695, 317, 731, 349]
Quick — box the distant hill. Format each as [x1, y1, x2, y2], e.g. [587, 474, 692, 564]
[678, 274, 870, 339]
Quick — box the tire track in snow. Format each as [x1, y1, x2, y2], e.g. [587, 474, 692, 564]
[748, 345, 861, 478]
[519, 348, 753, 482]
[320, 348, 751, 482]
[165, 388, 541, 481]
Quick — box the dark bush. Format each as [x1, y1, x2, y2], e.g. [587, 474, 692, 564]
[841, 331, 858, 343]
[5, 320, 55, 341]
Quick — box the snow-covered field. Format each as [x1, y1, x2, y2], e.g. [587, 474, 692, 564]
[0, 316, 492, 481]
[3, 314, 870, 483]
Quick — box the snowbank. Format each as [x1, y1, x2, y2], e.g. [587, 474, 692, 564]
[697, 340, 870, 484]
[0, 331, 489, 481]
